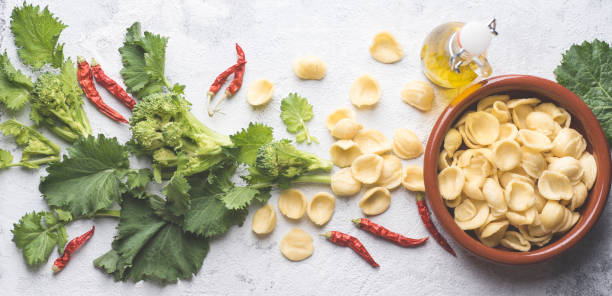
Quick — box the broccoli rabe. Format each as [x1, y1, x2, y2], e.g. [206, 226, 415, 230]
[129, 92, 233, 181]
[30, 59, 91, 142]
[0, 119, 60, 168]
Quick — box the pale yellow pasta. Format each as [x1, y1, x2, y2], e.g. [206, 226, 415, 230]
[350, 75, 381, 108]
[359, 187, 391, 216]
[482, 178, 507, 214]
[326, 108, 355, 131]
[307, 192, 335, 226]
[443, 128, 462, 156]
[477, 223, 508, 247]
[579, 152, 597, 190]
[504, 180, 536, 211]
[506, 207, 536, 226]
[462, 179, 485, 200]
[500, 231, 531, 252]
[525, 111, 556, 137]
[246, 79, 274, 106]
[507, 98, 541, 109]
[480, 220, 510, 242]
[557, 107, 572, 127]
[537, 170, 573, 201]
[551, 128, 586, 158]
[376, 154, 402, 190]
[438, 166, 465, 200]
[351, 154, 384, 184]
[401, 165, 425, 192]
[497, 122, 518, 141]
[534, 189, 547, 212]
[535, 103, 565, 125]
[251, 204, 277, 235]
[280, 228, 314, 261]
[519, 224, 552, 246]
[454, 111, 474, 127]
[491, 139, 522, 171]
[455, 200, 489, 230]
[454, 198, 477, 222]
[465, 111, 500, 145]
[490, 101, 511, 123]
[477, 95, 510, 111]
[499, 170, 535, 189]
[520, 148, 547, 179]
[293, 56, 326, 80]
[511, 104, 533, 130]
[458, 149, 493, 183]
[331, 168, 361, 197]
[392, 128, 424, 159]
[517, 129, 553, 152]
[278, 189, 307, 219]
[438, 150, 453, 170]
[369, 31, 403, 63]
[458, 125, 483, 149]
[401, 80, 434, 111]
[540, 200, 565, 230]
[353, 129, 392, 155]
[331, 118, 363, 139]
[329, 140, 362, 167]
[548, 156, 583, 185]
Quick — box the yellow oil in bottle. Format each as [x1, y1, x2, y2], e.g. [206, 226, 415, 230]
[421, 22, 481, 88]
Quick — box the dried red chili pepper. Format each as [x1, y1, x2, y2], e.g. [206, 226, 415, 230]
[416, 193, 456, 256]
[352, 218, 428, 247]
[321, 231, 379, 268]
[208, 43, 247, 116]
[52, 226, 95, 273]
[91, 58, 136, 110]
[77, 57, 128, 124]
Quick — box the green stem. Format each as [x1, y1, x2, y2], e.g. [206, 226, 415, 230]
[292, 174, 331, 184]
[23, 156, 60, 166]
[93, 209, 121, 219]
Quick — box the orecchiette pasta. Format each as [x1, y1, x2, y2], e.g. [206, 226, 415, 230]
[369, 32, 403, 64]
[329, 140, 363, 167]
[392, 128, 424, 159]
[246, 79, 274, 106]
[351, 153, 384, 184]
[331, 168, 362, 197]
[359, 187, 391, 216]
[278, 189, 307, 220]
[251, 204, 277, 235]
[293, 56, 326, 80]
[326, 108, 355, 131]
[331, 118, 363, 139]
[401, 165, 425, 192]
[280, 228, 314, 261]
[401, 80, 434, 111]
[376, 154, 403, 190]
[441, 97, 593, 251]
[350, 75, 381, 108]
[306, 192, 335, 226]
[353, 129, 392, 155]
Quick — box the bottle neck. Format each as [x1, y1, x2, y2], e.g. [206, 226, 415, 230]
[447, 32, 492, 77]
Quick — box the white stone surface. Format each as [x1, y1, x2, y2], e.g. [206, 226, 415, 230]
[1, 0, 611, 295]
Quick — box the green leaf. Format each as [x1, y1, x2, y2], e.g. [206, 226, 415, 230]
[119, 22, 172, 99]
[219, 186, 259, 210]
[0, 119, 61, 165]
[11, 211, 64, 266]
[0, 149, 13, 168]
[183, 192, 248, 238]
[40, 135, 130, 216]
[96, 198, 209, 283]
[554, 39, 612, 145]
[10, 3, 66, 69]
[162, 173, 191, 216]
[280, 93, 318, 144]
[125, 168, 152, 197]
[54, 208, 73, 222]
[57, 225, 68, 255]
[227, 123, 273, 165]
[0, 51, 33, 111]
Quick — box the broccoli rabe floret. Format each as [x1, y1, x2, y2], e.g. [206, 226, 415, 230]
[130, 92, 233, 180]
[0, 119, 60, 168]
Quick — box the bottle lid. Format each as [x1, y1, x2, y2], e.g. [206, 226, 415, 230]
[458, 19, 498, 56]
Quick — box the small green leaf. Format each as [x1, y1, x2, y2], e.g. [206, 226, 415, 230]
[57, 225, 68, 255]
[219, 186, 259, 210]
[184, 193, 248, 238]
[0, 149, 13, 168]
[227, 123, 274, 165]
[280, 93, 318, 144]
[0, 51, 33, 111]
[11, 211, 62, 266]
[162, 173, 191, 216]
[125, 168, 152, 197]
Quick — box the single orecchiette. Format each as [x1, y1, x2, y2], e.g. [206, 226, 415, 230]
[369, 31, 403, 64]
[401, 80, 434, 111]
[293, 56, 326, 80]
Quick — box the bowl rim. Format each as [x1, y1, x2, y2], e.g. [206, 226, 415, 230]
[423, 74, 611, 265]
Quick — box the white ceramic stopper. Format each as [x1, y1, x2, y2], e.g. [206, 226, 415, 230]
[459, 21, 494, 56]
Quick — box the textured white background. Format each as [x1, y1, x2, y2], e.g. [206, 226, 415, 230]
[0, 0, 611, 295]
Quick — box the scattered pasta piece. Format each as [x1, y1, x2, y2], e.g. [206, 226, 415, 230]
[376, 154, 403, 190]
[401, 165, 424, 192]
[359, 187, 391, 216]
[280, 228, 314, 261]
[293, 56, 326, 80]
[392, 128, 423, 159]
[331, 168, 362, 196]
[278, 189, 307, 219]
[349, 75, 381, 108]
[353, 129, 392, 155]
[246, 79, 274, 106]
[307, 192, 335, 226]
[251, 204, 277, 235]
[369, 31, 403, 63]
[329, 140, 363, 167]
[351, 153, 384, 184]
[326, 108, 355, 131]
[401, 80, 434, 111]
[331, 118, 363, 139]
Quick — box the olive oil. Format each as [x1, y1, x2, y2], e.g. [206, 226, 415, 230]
[421, 20, 497, 88]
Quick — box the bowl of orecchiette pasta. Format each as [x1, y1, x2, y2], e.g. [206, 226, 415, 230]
[423, 74, 611, 264]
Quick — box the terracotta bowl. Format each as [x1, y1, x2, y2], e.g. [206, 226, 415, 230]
[423, 74, 611, 264]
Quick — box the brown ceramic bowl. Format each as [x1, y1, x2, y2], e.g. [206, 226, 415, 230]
[423, 74, 611, 264]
